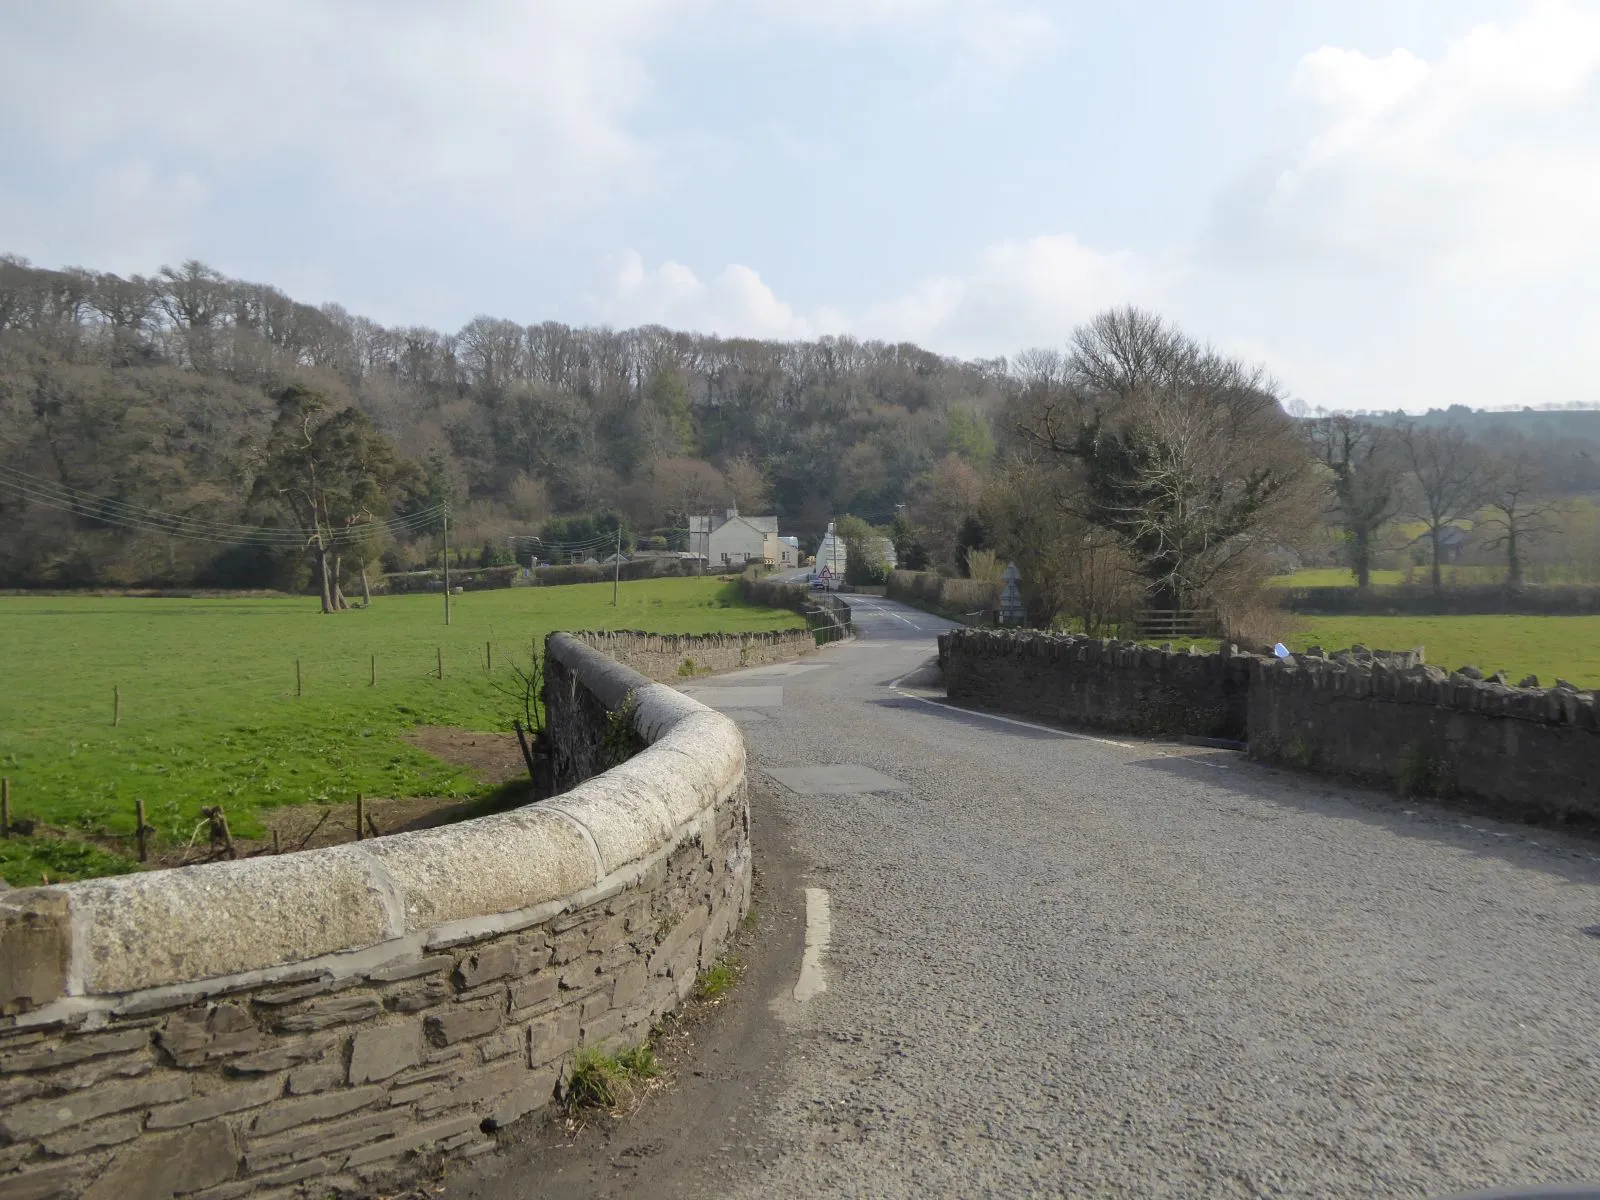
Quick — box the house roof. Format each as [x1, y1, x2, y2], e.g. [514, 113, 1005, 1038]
[694, 512, 779, 535]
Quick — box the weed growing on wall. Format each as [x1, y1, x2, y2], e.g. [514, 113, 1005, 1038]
[560, 1042, 664, 1116]
[1396, 742, 1450, 798]
[600, 692, 645, 769]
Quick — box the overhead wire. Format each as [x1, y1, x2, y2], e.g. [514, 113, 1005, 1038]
[0, 464, 445, 547]
[0, 464, 446, 541]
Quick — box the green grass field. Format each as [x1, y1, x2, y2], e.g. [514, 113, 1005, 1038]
[1269, 568, 1408, 587]
[1289, 615, 1600, 689]
[0, 578, 803, 885]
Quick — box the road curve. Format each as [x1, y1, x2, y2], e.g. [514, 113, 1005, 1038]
[675, 596, 1600, 1199]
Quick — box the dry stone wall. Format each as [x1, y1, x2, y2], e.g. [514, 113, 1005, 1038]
[0, 633, 750, 1200]
[939, 629, 1255, 740]
[939, 628, 1598, 827]
[1248, 652, 1600, 825]
[561, 628, 815, 684]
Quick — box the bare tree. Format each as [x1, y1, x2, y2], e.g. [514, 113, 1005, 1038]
[983, 453, 1136, 633]
[1399, 423, 1490, 594]
[1477, 439, 1565, 587]
[1015, 307, 1317, 611]
[721, 453, 771, 513]
[1307, 415, 1404, 588]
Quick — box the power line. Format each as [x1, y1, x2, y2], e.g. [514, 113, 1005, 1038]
[0, 465, 443, 547]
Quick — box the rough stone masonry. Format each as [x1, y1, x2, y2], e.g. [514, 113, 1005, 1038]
[0, 633, 751, 1200]
[940, 628, 1598, 827]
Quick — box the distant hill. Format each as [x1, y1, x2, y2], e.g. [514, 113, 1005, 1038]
[1346, 405, 1600, 493]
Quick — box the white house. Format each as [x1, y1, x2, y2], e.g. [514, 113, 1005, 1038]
[777, 535, 800, 569]
[689, 508, 780, 568]
[814, 522, 896, 578]
[815, 521, 848, 578]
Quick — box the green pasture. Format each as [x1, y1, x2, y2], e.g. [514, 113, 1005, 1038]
[1289, 615, 1600, 690]
[0, 578, 802, 885]
[1269, 568, 1407, 587]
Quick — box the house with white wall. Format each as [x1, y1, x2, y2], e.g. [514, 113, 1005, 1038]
[689, 508, 781, 567]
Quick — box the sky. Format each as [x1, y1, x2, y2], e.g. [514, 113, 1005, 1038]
[2, 0, 1598, 412]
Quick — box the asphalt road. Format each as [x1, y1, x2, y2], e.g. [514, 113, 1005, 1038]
[462, 596, 1600, 1199]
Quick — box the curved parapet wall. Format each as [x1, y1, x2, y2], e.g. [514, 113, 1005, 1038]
[0, 633, 751, 1199]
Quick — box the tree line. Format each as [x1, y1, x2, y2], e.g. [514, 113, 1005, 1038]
[3, 254, 1594, 625]
[0, 255, 1003, 590]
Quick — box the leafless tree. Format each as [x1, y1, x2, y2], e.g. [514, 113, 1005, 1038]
[721, 452, 771, 513]
[982, 453, 1136, 633]
[1306, 415, 1404, 588]
[1477, 439, 1566, 587]
[1399, 423, 1490, 593]
[1014, 307, 1318, 612]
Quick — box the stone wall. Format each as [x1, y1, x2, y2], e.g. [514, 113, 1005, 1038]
[736, 578, 853, 644]
[939, 629, 1256, 740]
[0, 633, 750, 1200]
[1247, 653, 1600, 825]
[561, 628, 815, 684]
[939, 628, 1599, 827]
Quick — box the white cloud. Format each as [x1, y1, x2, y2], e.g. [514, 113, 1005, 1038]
[856, 235, 1164, 355]
[599, 251, 821, 339]
[0, 158, 211, 277]
[747, 0, 1059, 84]
[0, 0, 674, 230]
[595, 234, 1161, 355]
[1238, 1, 1600, 278]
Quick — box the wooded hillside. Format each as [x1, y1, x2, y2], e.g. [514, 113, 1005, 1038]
[0, 256, 1004, 587]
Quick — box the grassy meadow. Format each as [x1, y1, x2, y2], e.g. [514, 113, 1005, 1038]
[0, 578, 803, 885]
[1288, 615, 1600, 689]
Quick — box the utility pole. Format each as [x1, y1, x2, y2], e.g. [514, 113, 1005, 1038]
[613, 526, 621, 607]
[442, 506, 452, 627]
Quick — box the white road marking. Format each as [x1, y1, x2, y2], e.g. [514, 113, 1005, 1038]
[794, 887, 831, 1003]
[886, 669, 1137, 749]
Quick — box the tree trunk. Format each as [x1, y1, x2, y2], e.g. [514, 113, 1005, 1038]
[1507, 529, 1522, 589]
[1430, 527, 1443, 593]
[315, 545, 335, 614]
[360, 562, 372, 608]
[1353, 527, 1371, 589]
[331, 552, 348, 610]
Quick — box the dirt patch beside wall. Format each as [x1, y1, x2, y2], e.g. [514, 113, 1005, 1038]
[403, 725, 529, 784]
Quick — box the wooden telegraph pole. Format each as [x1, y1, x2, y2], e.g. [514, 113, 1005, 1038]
[613, 526, 620, 607]
[442, 506, 452, 627]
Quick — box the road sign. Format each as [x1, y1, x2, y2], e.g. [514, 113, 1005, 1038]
[999, 563, 1024, 624]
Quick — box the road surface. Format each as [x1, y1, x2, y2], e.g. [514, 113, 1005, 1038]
[457, 596, 1600, 1199]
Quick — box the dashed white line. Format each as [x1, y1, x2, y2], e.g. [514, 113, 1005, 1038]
[794, 887, 831, 1003]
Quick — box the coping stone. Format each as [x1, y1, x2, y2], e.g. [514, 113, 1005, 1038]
[68, 848, 397, 995]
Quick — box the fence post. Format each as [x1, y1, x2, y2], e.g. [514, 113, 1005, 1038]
[486, 640, 492, 672]
[1, 777, 9, 837]
[370, 654, 376, 687]
[296, 658, 302, 697]
[114, 685, 120, 727]
[437, 647, 443, 680]
[355, 794, 365, 841]
[135, 798, 147, 863]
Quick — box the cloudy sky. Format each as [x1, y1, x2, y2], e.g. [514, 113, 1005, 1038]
[3, 0, 1597, 411]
